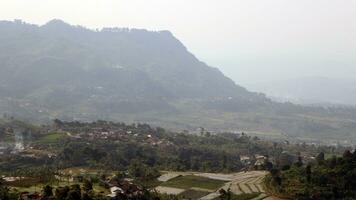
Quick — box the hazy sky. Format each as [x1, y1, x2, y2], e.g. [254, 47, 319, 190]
[1, 0, 355, 86]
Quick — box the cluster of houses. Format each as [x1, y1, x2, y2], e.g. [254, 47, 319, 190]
[18, 172, 144, 200]
[106, 178, 144, 199]
[240, 151, 317, 170]
[239, 154, 269, 169]
[52, 124, 174, 148]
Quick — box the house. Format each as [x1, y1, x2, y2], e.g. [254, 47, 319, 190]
[107, 186, 124, 198]
[240, 155, 251, 165]
[110, 186, 124, 194]
[254, 155, 267, 166]
[107, 179, 143, 197]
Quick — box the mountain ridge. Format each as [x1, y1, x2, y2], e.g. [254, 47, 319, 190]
[1, 19, 356, 142]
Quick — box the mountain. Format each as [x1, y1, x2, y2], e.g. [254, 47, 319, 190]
[1, 19, 356, 142]
[248, 77, 356, 106]
[0, 19, 266, 115]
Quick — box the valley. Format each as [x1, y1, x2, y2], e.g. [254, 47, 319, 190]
[1, 20, 356, 142]
[0, 119, 353, 199]
[0, 17, 355, 200]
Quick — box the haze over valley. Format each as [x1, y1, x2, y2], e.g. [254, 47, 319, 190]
[1, 19, 356, 144]
[247, 76, 356, 107]
[0, 1, 356, 200]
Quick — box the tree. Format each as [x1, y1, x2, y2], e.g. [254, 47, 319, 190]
[306, 164, 311, 183]
[219, 189, 228, 200]
[264, 160, 273, 171]
[66, 185, 81, 200]
[82, 192, 93, 200]
[205, 131, 211, 137]
[343, 150, 353, 159]
[316, 152, 325, 165]
[0, 184, 9, 200]
[55, 186, 70, 200]
[270, 168, 282, 186]
[53, 119, 64, 128]
[274, 176, 282, 186]
[128, 160, 145, 178]
[43, 185, 53, 199]
[82, 179, 93, 192]
[66, 190, 81, 200]
[70, 184, 81, 194]
[294, 156, 303, 167]
[277, 152, 294, 170]
[328, 155, 337, 168]
[113, 171, 125, 182]
[144, 167, 160, 181]
[270, 168, 279, 177]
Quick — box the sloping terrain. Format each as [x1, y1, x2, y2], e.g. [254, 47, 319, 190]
[156, 171, 280, 200]
[1, 20, 356, 140]
[0, 19, 264, 120]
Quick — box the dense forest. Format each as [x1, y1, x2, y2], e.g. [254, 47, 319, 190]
[265, 150, 356, 200]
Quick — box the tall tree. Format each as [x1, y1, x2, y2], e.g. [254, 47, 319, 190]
[42, 185, 53, 199]
[82, 179, 93, 192]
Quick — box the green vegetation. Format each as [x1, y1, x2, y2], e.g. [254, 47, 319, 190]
[161, 175, 226, 190]
[37, 132, 67, 143]
[0, 119, 352, 200]
[266, 150, 356, 200]
[178, 189, 210, 199]
[231, 192, 261, 200]
[1, 20, 356, 142]
[3, 120, 277, 173]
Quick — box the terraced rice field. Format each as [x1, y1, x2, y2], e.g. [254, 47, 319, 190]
[156, 170, 281, 200]
[219, 171, 268, 195]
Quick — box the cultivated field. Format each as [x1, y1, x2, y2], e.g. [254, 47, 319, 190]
[160, 175, 226, 191]
[156, 170, 278, 200]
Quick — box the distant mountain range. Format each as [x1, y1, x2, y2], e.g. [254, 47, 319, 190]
[1, 19, 356, 142]
[248, 77, 356, 107]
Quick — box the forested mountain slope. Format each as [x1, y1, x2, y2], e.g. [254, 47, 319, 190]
[1, 20, 356, 141]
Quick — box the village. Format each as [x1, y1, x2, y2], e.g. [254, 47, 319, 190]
[0, 119, 345, 199]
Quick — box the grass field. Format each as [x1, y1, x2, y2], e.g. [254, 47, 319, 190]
[178, 189, 210, 199]
[160, 175, 226, 190]
[37, 133, 67, 143]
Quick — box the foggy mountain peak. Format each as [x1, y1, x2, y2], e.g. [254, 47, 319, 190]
[43, 19, 69, 27]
